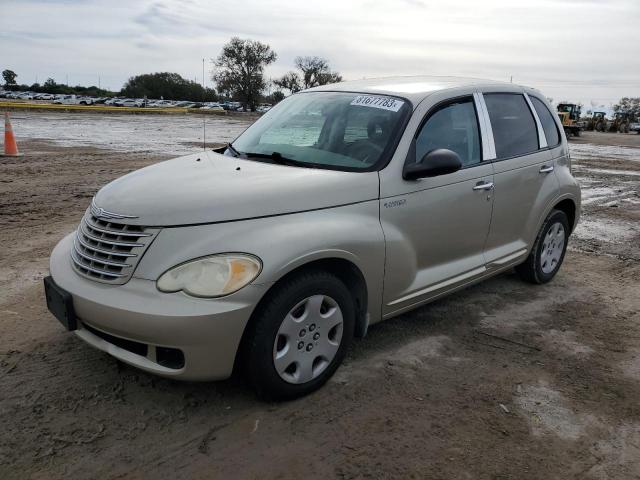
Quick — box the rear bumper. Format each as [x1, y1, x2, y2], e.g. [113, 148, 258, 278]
[49, 233, 269, 381]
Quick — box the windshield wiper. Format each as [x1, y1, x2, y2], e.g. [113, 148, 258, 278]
[242, 151, 307, 167]
[226, 142, 241, 157]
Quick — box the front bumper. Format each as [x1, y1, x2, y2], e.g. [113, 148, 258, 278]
[49, 233, 269, 381]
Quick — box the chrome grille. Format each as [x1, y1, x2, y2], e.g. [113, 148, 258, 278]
[71, 209, 159, 284]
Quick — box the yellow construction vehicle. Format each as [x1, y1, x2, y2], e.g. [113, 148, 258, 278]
[557, 103, 585, 137]
[586, 111, 607, 132]
[608, 112, 631, 133]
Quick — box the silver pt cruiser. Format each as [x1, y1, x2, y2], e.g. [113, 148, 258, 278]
[45, 77, 581, 399]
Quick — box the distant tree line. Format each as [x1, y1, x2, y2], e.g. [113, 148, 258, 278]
[4, 35, 346, 110]
[120, 72, 217, 101]
[2, 69, 115, 97]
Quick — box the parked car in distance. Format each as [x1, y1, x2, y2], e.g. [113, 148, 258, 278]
[44, 76, 581, 400]
[221, 101, 242, 111]
[630, 120, 640, 134]
[201, 102, 225, 112]
[119, 99, 143, 107]
[53, 94, 94, 105]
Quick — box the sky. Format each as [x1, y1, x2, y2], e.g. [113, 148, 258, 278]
[1, 0, 638, 111]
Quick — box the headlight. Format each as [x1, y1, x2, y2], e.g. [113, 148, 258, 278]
[157, 254, 261, 298]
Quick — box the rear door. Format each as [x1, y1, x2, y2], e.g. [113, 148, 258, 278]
[480, 91, 560, 269]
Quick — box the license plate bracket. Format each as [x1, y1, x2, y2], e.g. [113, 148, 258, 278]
[44, 276, 77, 331]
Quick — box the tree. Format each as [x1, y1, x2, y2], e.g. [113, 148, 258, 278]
[2, 69, 17, 86]
[273, 71, 302, 95]
[274, 56, 342, 96]
[121, 72, 216, 101]
[269, 90, 286, 104]
[42, 78, 58, 93]
[293, 56, 342, 89]
[613, 97, 640, 119]
[213, 37, 277, 111]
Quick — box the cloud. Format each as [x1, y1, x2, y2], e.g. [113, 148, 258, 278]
[0, 0, 638, 105]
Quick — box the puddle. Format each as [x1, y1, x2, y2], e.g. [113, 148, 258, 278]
[570, 143, 640, 163]
[583, 168, 640, 177]
[581, 186, 619, 205]
[10, 112, 254, 156]
[573, 218, 638, 243]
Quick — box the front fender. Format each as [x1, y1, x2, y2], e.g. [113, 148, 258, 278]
[134, 200, 386, 323]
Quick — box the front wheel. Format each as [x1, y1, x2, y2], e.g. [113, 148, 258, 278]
[242, 270, 355, 400]
[516, 209, 570, 284]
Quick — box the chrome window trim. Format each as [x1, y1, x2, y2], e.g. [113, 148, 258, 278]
[473, 92, 496, 161]
[524, 92, 548, 149]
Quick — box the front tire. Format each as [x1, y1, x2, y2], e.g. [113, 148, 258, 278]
[243, 270, 355, 400]
[516, 209, 569, 284]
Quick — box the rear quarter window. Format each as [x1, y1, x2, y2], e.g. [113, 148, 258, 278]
[530, 96, 561, 147]
[484, 93, 539, 159]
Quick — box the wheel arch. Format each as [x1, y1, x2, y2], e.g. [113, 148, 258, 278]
[233, 256, 370, 373]
[553, 198, 577, 233]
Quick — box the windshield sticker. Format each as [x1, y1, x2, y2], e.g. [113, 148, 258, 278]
[350, 95, 404, 112]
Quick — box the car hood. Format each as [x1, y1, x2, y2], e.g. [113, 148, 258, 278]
[93, 151, 380, 226]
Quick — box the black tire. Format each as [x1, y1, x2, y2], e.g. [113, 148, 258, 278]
[242, 270, 355, 400]
[516, 209, 570, 284]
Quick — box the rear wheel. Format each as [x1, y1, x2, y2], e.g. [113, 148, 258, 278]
[243, 270, 355, 400]
[516, 209, 569, 284]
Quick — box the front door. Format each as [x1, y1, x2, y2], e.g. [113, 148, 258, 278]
[380, 96, 494, 317]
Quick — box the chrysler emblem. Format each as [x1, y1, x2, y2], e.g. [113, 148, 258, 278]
[91, 200, 138, 220]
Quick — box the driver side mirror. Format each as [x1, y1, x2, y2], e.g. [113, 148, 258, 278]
[403, 148, 463, 180]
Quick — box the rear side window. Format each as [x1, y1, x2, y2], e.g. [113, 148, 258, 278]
[530, 96, 560, 147]
[415, 98, 481, 167]
[484, 93, 539, 159]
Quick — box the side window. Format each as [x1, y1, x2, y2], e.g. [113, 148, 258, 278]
[484, 93, 539, 159]
[530, 96, 560, 147]
[415, 98, 481, 167]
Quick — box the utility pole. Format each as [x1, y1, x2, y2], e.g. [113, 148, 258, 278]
[202, 58, 206, 151]
[66, 74, 69, 86]
[510, 75, 513, 83]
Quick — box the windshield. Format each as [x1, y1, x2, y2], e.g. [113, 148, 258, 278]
[230, 92, 411, 171]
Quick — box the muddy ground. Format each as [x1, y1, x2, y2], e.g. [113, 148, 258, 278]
[1, 129, 639, 479]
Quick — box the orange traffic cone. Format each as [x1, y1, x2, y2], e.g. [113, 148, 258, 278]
[2, 112, 23, 157]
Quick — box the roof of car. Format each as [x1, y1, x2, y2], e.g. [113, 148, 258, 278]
[307, 75, 518, 104]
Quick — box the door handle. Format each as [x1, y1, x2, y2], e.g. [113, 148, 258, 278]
[539, 165, 554, 173]
[473, 181, 494, 191]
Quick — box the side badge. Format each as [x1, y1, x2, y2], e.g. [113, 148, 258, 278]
[384, 198, 407, 209]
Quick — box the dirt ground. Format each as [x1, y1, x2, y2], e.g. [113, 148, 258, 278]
[1, 129, 639, 479]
